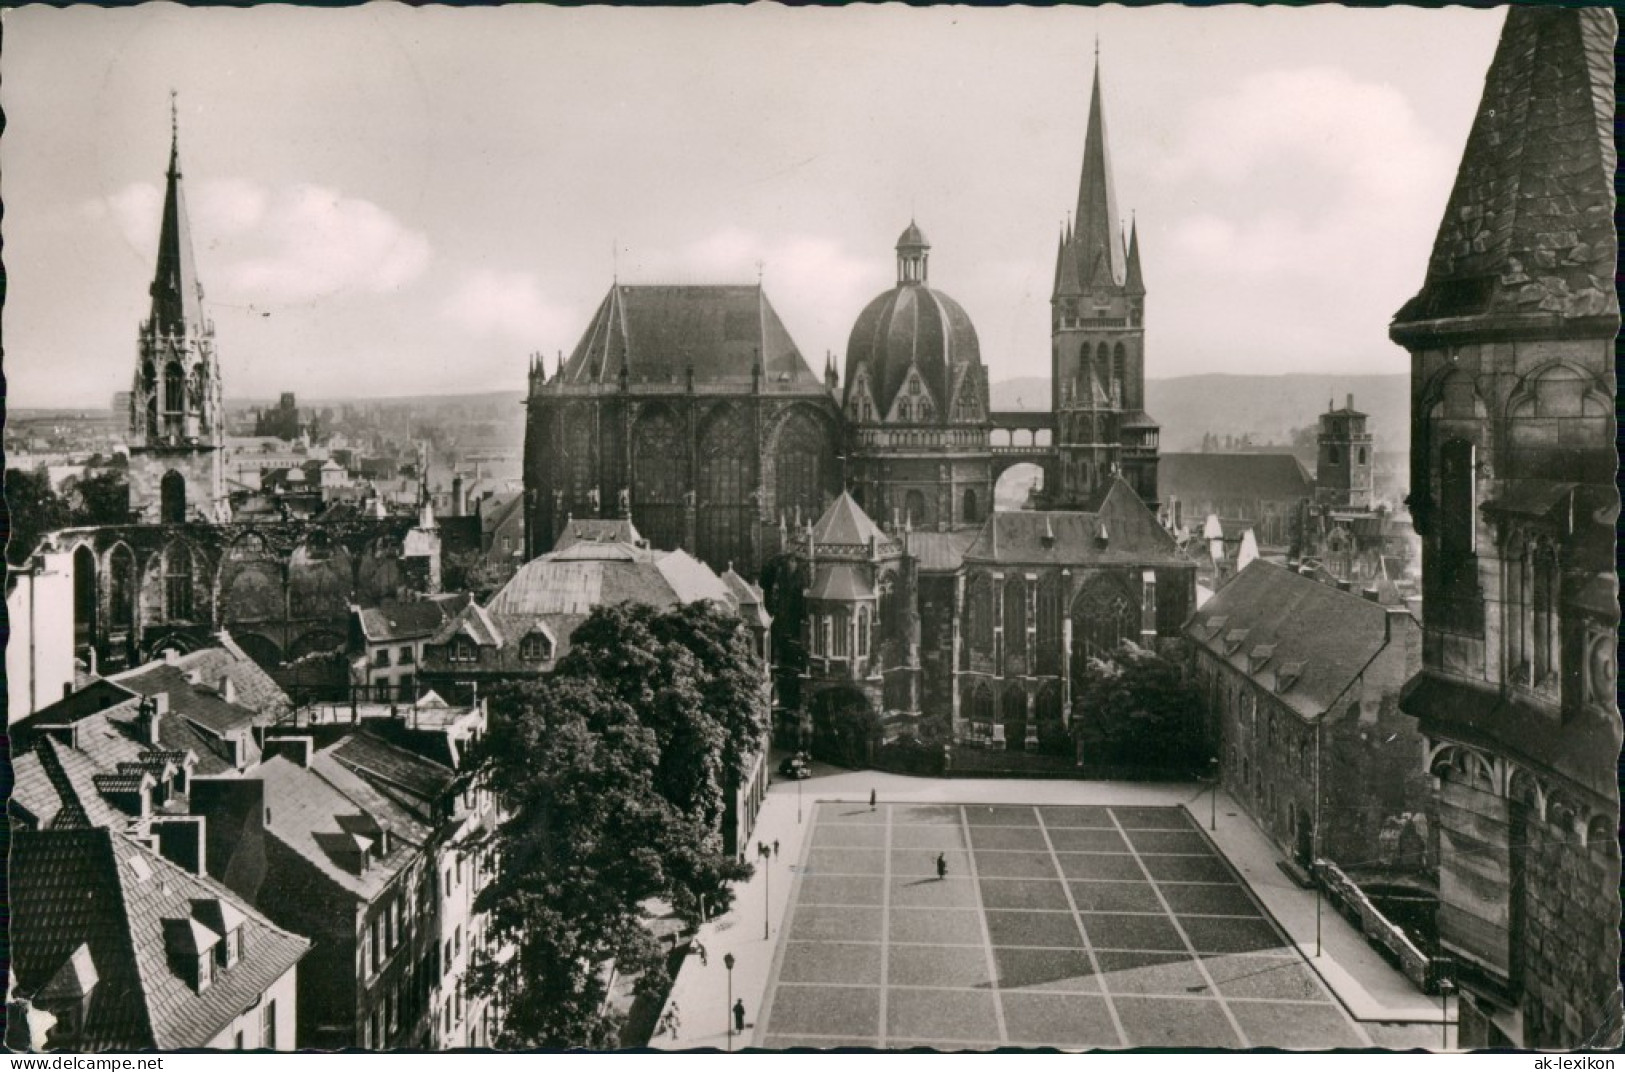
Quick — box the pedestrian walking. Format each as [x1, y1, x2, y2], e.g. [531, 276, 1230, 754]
[733, 999, 747, 1034]
[692, 941, 708, 966]
[660, 1004, 681, 1041]
[869, 788, 877, 811]
[936, 852, 947, 881]
[772, 839, 780, 858]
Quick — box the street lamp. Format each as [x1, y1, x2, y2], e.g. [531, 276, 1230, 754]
[1208, 755, 1220, 831]
[724, 953, 735, 1052]
[1314, 720, 1323, 958]
[763, 853, 772, 940]
[797, 771, 802, 825]
[1438, 979, 1455, 1051]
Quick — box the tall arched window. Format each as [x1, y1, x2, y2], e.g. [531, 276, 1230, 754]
[697, 406, 752, 571]
[1003, 576, 1027, 672]
[1112, 343, 1126, 392]
[164, 362, 185, 413]
[1036, 574, 1063, 675]
[73, 546, 98, 646]
[163, 543, 194, 621]
[774, 408, 829, 524]
[160, 470, 187, 524]
[963, 489, 979, 524]
[108, 545, 136, 631]
[1439, 439, 1476, 558]
[904, 489, 927, 527]
[632, 407, 688, 552]
[965, 573, 994, 653]
[1072, 577, 1136, 661]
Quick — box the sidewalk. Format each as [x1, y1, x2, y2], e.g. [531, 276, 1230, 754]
[647, 769, 1451, 1051]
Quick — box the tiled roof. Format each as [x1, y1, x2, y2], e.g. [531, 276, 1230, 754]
[479, 542, 733, 621]
[560, 284, 821, 388]
[807, 564, 875, 603]
[963, 482, 1180, 566]
[326, 730, 454, 810]
[479, 493, 524, 538]
[255, 756, 417, 901]
[1159, 453, 1314, 504]
[356, 598, 463, 644]
[810, 492, 887, 548]
[111, 665, 264, 739]
[553, 517, 642, 551]
[10, 828, 309, 1051]
[1185, 560, 1400, 720]
[905, 529, 979, 573]
[1393, 8, 1617, 331]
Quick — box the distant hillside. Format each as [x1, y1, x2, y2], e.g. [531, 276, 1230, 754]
[992, 373, 1409, 455]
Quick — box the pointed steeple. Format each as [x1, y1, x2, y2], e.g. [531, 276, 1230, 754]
[1072, 55, 1126, 289]
[1125, 215, 1145, 296]
[148, 94, 206, 337]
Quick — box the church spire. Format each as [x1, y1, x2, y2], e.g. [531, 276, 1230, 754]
[1125, 215, 1145, 296]
[1071, 54, 1126, 289]
[149, 93, 206, 337]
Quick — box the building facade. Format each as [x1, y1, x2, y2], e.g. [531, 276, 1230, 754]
[1390, 7, 1620, 1049]
[523, 57, 1162, 581]
[1189, 561, 1429, 874]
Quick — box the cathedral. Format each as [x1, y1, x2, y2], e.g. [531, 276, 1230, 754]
[524, 58, 1194, 749]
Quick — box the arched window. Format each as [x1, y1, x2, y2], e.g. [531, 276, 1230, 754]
[160, 471, 187, 524]
[857, 607, 870, 659]
[963, 489, 979, 525]
[164, 363, 185, 413]
[1112, 343, 1126, 392]
[632, 407, 688, 552]
[1036, 574, 1063, 675]
[1532, 543, 1557, 685]
[1328, 445, 1341, 465]
[109, 545, 136, 631]
[831, 609, 850, 658]
[965, 573, 993, 653]
[697, 406, 752, 571]
[1357, 447, 1367, 465]
[1439, 439, 1476, 558]
[73, 546, 98, 646]
[146, 397, 160, 439]
[969, 682, 995, 733]
[1072, 577, 1136, 661]
[163, 543, 194, 621]
[1003, 576, 1027, 672]
[904, 489, 927, 527]
[774, 408, 829, 524]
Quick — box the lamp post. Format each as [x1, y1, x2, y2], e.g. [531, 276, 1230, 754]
[1208, 755, 1220, 831]
[724, 953, 735, 1052]
[1438, 979, 1454, 1051]
[764, 852, 772, 940]
[1314, 721, 1323, 958]
[797, 771, 802, 825]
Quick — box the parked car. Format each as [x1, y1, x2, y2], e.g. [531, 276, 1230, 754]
[778, 753, 811, 779]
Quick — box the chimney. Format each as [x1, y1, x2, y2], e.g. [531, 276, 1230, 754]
[262, 736, 314, 768]
[164, 648, 181, 667]
[218, 675, 236, 704]
[452, 475, 466, 517]
[1337, 579, 1352, 593]
[1346, 393, 1354, 411]
[1361, 587, 1380, 603]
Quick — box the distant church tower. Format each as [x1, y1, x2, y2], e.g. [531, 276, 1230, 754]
[128, 102, 229, 525]
[1314, 394, 1375, 510]
[1050, 54, 1158, 509]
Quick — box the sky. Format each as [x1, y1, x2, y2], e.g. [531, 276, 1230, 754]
[3, 4, 1506, 408]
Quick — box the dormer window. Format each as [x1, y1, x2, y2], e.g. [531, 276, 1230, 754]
[451, 639, 477, 663]
[164, 917, 221, 993]
[520, 632, 552, 662]
[194, 899, 248, 971]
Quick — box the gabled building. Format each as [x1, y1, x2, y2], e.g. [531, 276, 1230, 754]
[9, 827, 308, 1051]
[1159, 452, 1315, 550]
[348, 593, 472, 702]
[1188, 561, 1428, 874]
[1389, 7, 1621, 1049]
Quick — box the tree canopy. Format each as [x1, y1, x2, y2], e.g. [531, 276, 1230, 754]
[1072, 641, 1210, 771]
[4, 468, 70, 567]
[468, 601, 766, 1047]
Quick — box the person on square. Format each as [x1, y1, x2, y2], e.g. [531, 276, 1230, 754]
[936, 852, 948, 880]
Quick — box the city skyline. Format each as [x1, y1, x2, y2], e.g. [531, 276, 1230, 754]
[6, 5, 1503, 408]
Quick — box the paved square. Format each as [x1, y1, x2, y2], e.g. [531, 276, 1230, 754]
[757, 802, 1371, 1050]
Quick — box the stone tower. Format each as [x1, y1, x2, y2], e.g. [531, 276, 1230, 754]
[1314, 394, 1375, 510]
[128, 104, 229, 525]
[1050, 55, 1158, 510]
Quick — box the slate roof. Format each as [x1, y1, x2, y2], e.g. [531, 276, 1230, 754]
[480, 542, 734, 620]
[174, 639, 292, 717]
[807, 564, 875, 603]
[560, 284, 822, 388]
[905, 529, 980, 573]
[479, 493, 524, 539]
[1392, 7, 1617, 332]
[845, 274, 984, 419]
[10, 828, 309, 1051]
[356, 594, 471, 644]
[810, 492, 889, 548]
[1186, 560, 1401, 720]
[963, 480, 1180, 566]
[112, 665, 262, 739]
[553, 517, 643, 551]
[326, 730, 454, 810]
[253, 756, 417, 902]
[1159, 453, 1314, 505]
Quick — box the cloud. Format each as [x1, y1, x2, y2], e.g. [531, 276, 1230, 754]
[220, 184, 431, 303]
[440, 269, 578, 342]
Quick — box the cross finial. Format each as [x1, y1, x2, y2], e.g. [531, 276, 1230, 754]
[756, 258, 765, 284]
[170, 90, 178, 139]
[612, 237, 619, 282]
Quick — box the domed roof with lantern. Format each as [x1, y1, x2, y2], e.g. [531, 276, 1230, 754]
[843, 222, 986, 426]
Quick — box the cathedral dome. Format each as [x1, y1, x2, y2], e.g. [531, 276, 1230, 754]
[844, 223, 985, 424]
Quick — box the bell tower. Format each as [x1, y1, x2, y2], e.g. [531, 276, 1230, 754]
[1050, 51, 1157, 509]
[128, 97, 229, 525]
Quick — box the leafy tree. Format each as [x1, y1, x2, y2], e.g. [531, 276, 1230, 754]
[468, 602, 764, 1047]
[1072, 641, 1210, 770]
[4, 467, 70, 566]
[68, 468, 131, 525]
